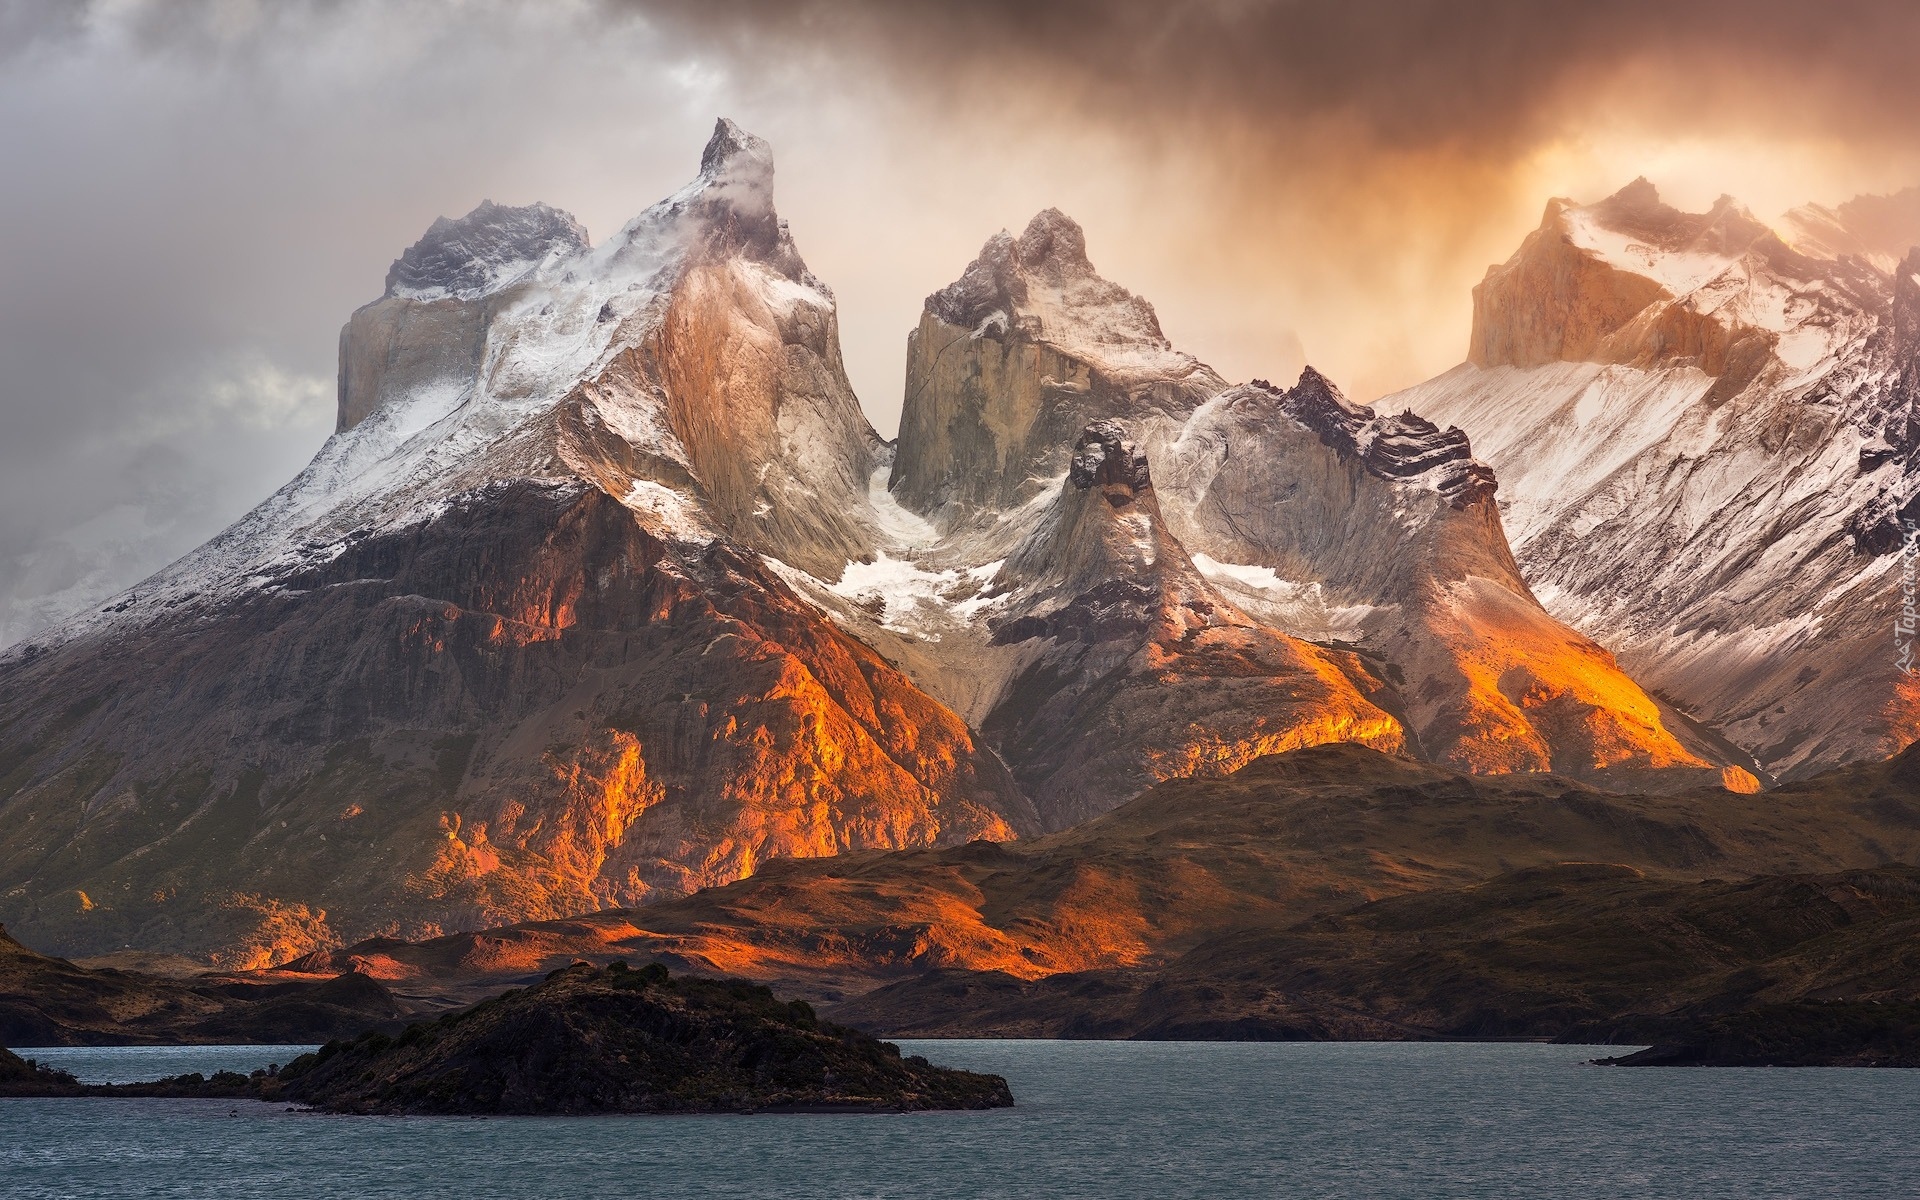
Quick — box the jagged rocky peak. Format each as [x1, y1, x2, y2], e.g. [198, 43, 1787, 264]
[1238, 369, 1495, 508]
[700, 116, 773, 186]
[385, 201, 589, 302]
[1400, 176, 1920, 783]
[1001, 417, 1177, 599]
[1576, 176, 1679, 243]
[933, 210, 1122, 322]
[331, 115, 883, 580]
[1158, 365, 1518, 611]
[1265, 366, 1368, 449]
[983, 413, 1407, 828]
[1363, 413, 1496, 507]
[667, 117, 795, 266]
[1157, 364, 1726, 787]
[1591, 175, 1660, 215]
[893, 208, 1224, 522]
[1470, 176, 1885, 374]
[0, 118, 1030, 963]
[925, 208, 1191, 373]
[1069, 420, 1152, 492]
[1582, 178, 1772, 258]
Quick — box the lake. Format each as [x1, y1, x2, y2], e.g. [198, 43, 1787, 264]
[3, 1040, 1916, 1198]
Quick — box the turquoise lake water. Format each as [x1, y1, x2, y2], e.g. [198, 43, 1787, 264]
[4, 1040, 1917, 1198]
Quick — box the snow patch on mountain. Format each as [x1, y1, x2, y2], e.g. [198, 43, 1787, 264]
[1565, 207, 1735, 297]
[621, 478, 711, 538]
[925, 209, 1207, 385]
[866, 462, 938, 549]
[1189, 553, 1377, 639]
[826, 553, 1005, 639]
[1399, 362, 1714, 550]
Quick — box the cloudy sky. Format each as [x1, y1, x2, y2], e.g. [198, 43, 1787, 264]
[4, 0, 1920, 644]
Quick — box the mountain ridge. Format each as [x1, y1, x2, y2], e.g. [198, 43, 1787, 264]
[0, 129, 1777, 966]
[1394, 177, 1920, 780]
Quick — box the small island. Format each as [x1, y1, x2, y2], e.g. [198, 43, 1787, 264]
[0, 962, 1013, 1114]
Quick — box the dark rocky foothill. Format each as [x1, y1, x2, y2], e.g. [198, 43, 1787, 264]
[1589, 1001, 1920, 1067]
[0, 922, 407, 1046]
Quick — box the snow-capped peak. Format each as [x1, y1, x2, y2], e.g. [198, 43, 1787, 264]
[385, 200, 589, 302]
[925, 208, 1199, 382]
[699, 117, 775, 201]
[1563, 180, 1777, 301]
[1475, 176, 1896, 382]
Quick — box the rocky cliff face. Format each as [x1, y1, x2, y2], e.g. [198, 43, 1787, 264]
[1394, 180, 1920, 779]
[889, 210, 1226, 529]
[1154, 372, 1727, 784]
[0, 121, 1030, 965]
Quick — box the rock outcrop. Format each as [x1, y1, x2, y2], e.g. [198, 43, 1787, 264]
[265, 962, 1013, 1113]
[978, 421, 1404, 827]
[0, 962, 1015, 1112]
[1591, 1001, 1920, 1067]
[1155, 372, 1729, 784]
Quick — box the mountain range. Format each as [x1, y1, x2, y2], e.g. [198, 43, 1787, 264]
[0, 121, 1912, 971]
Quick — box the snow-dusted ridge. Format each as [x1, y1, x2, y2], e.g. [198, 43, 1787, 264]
[6, 119, 861, 664]
[385, 201, 590, 302]
[1397, 177, 1920, 779]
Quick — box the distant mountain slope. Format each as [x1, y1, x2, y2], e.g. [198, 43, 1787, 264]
[833, 862, 1920, 1041]
[0, 922, 404, 1045]
[1390, 180, 1920, 779]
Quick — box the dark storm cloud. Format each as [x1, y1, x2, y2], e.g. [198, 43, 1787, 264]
[1, 0, 1915, 646]
[632, 0, 1920, 151]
